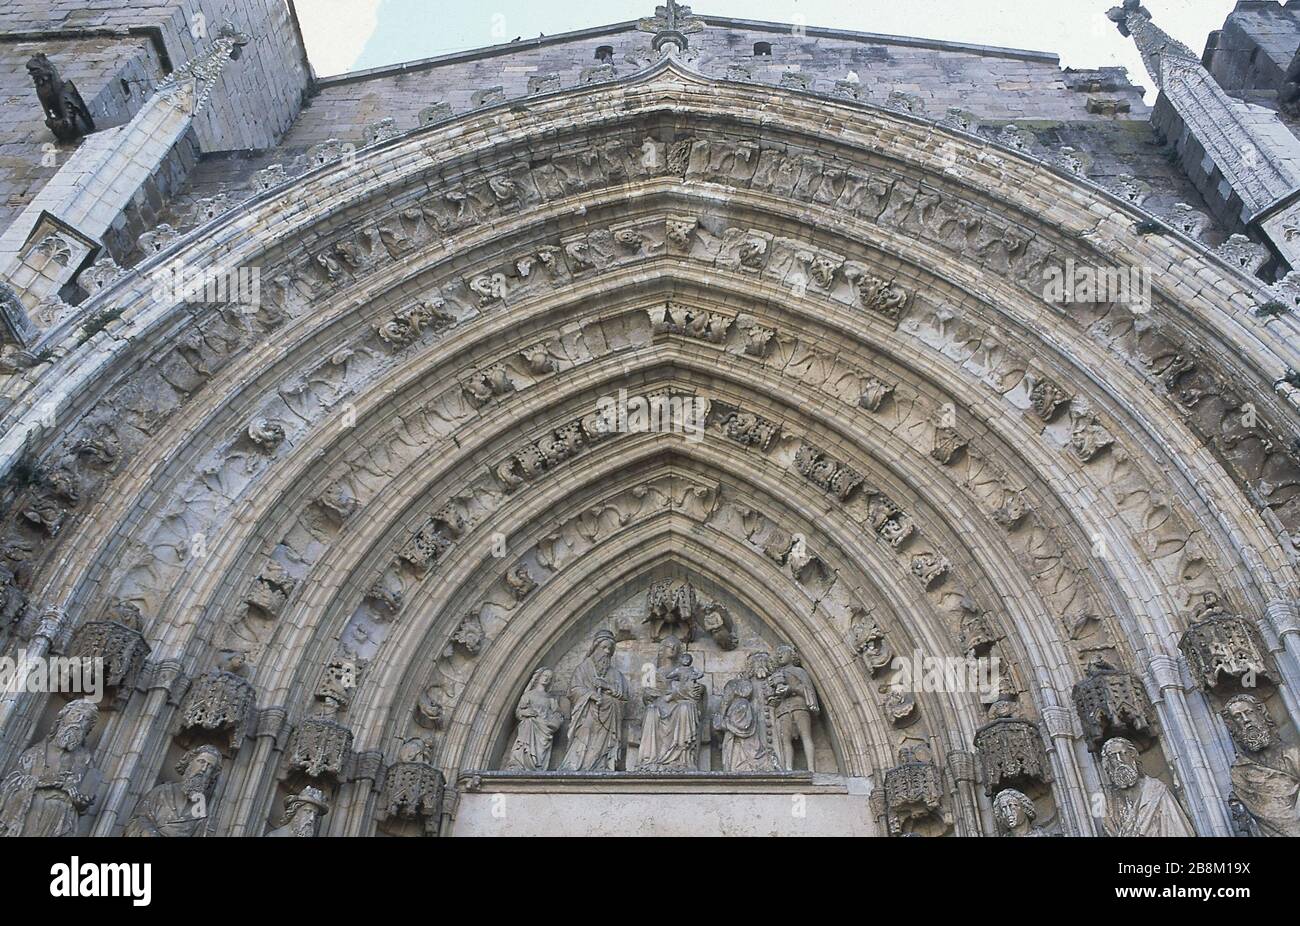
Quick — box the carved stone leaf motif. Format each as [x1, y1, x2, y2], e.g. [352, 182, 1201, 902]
[376, 298, 454, 348]
[316, 482, 357, 521]
[721, 409, 779, 450]
[854, 273, 910, 322]
[247, 418, 285, 452]
[665, 216, 698, 249]
[735, 314, 776, 356]
[910, 552, 950, 588]
[858, 377, 895, 412]
[445, 613, 485, 657]
[651, 302, 732, 343]
[1068, 400, 1114, 462]
[930, 426, 967, 465]
[398, 520, 453, 573]
[992, 491, 1029, 528]
[506, 563, 537, 600]
[849, 610, 893, 674]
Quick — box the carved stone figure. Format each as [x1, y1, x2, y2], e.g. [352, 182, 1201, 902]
[504, 667, 564, 771]
[849, 610, 893, 674]
[713, 677, 776, 772]
[0, 698, 99, 837]
[766, 643, 819, 772]
[638, 652, 706, 771]
[266, 786, 330, 837]
[506, 563, 537, 600]
[123, 746, 222, 837]
[993, 788, 1048, 837]
[247, 417, 286, 451]
[1099, 737, 1194, 837]
[559, 630, 629, 771]
[26, 53, 94, 142]
[1221, 694, 1300, 836]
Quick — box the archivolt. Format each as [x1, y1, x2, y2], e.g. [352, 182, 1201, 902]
[1, 59, 1296, 837]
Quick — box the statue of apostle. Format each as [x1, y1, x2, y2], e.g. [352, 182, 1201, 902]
[558, 630, 629, 771]
[123, 745, 222, 837]
[1099, 736, 1195, 837]
[1222, 693, 1300, 837]
[0, 698, 99, 837]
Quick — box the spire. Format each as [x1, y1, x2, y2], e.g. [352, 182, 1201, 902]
[638, 1, 705, 56]
[1106, 0, 1197, 92]
[1108, 0, 1300, 267]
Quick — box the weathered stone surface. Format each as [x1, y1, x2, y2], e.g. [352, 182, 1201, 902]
[0, 0, 1296, 842]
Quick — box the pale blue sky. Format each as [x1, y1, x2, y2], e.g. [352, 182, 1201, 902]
[295, 0, 1238, 100]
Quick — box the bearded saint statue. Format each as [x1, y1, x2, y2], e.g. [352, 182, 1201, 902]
[1099, 736, 1195, 837]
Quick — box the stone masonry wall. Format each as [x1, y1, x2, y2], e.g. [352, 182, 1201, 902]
[0, 36, 165, 232]
[0, 0, 311, 233]
[154, 17, 1222, 254]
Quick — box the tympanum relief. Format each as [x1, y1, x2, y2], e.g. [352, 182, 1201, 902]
[495, 580, 830, 774]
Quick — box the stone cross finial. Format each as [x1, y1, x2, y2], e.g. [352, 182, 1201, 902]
[638, 1, 705, 54]
[1106, 0, 1300, 268]
[1106, 0, 1197, 89]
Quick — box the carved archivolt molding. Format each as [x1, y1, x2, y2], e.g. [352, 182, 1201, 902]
[0, 62, 1294, 836]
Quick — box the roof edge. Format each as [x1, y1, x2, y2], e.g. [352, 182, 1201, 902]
[312, 13, 1060, 89]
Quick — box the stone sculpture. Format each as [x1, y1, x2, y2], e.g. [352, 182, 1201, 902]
[0, 699, 99, 837]
[558, 630, 629, 771]
[993, 788, 1048, 837]
[638, 651, 706, 771]
[123, 746, 222, 837]
[766, 643, 819, 772]
[713, 677, 776, 772]
[504, 667, 564, 771]
[1222, 694, 1300, 837]
[266, 786, 330, 837]
[1098, 737, 1194, 837]
[26, 53, 94, 142]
